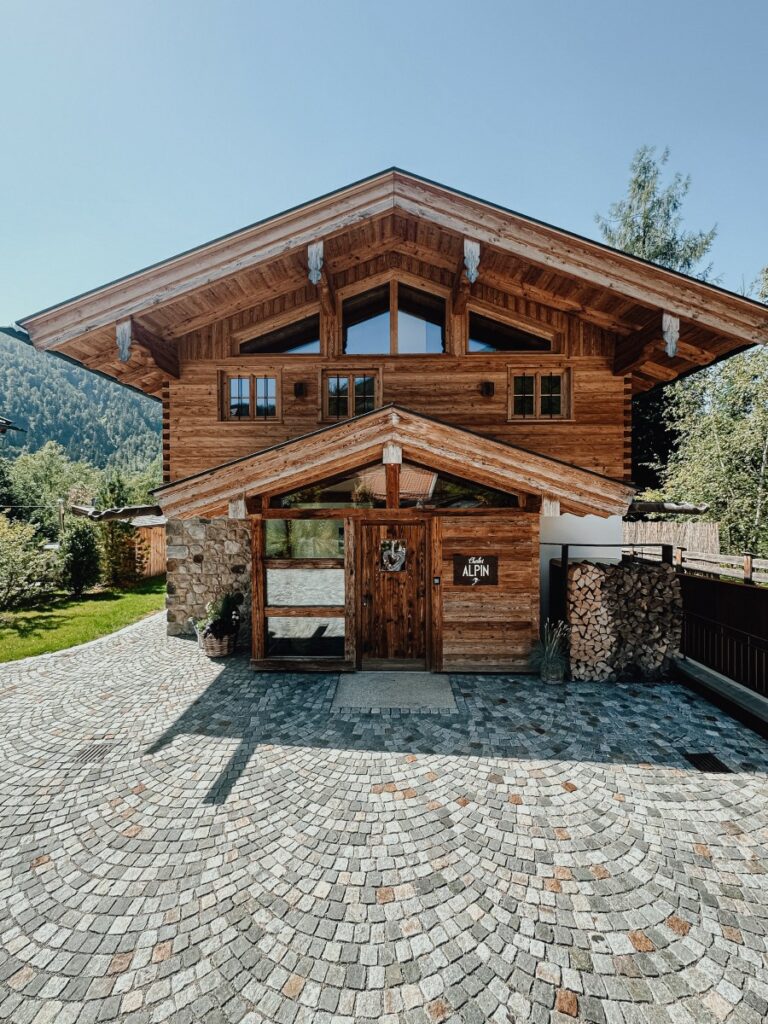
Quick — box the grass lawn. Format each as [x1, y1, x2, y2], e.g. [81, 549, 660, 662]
[0, 576, 167, 663]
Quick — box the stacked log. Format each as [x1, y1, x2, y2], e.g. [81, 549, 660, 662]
[567, 560, 683, 682]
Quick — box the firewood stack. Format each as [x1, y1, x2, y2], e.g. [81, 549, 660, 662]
[567, 560, 683, 681]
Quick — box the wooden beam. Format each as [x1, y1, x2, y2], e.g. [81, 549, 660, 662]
[451, 252, 472, 316]
[115, 318, 180, 378]
[385, 463, 400, 508]
[614, 313, 668, 374]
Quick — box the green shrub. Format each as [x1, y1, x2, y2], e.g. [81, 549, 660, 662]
[60, 520, 101, 596]
[0, 514, 56, 610]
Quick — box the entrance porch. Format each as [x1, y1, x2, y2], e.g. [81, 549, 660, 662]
[156, 406, 634, 673]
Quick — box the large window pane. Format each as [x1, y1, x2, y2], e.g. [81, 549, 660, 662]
[266, 617, 345, 658]
[326, 375, 349, 419]
[229, 377, 250, 418]
[267, 568, 345, 606]
[342, 285, 390, 354]
[540, 374, 562, 416]
[265, 519, 345, 558]
[397, 285, 445, 354]
[255, 376, 277, 419]
[512, 375, 535, 417]
[353, 376, 376, 415]
[468, 312, 551, 353]
[241, 314, 320, 354]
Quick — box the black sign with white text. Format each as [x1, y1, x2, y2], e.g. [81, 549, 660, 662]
[452, 554, 499, 586]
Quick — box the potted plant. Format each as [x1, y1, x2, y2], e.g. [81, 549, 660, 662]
[530, 619, 569, 683]
[192, 591, 243, 657]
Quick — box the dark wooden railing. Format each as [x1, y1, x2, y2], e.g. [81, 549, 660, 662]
[677, 574, 768, 696]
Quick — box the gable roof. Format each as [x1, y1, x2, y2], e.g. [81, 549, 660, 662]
[154, 404, 635, 519]
[17, 168, 768, 396]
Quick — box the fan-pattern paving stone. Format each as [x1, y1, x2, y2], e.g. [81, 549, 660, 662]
[0, 616, 767, 1023]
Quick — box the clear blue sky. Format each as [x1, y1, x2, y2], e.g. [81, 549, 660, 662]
[1, 0, 766, 324]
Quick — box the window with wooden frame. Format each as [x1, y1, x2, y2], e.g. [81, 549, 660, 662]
[468, 311, 552, 353]
[508, 368, 571, 420]
[240, 313, 321, 355]
[220, 373, 281, 421]
[341, 281, 446, 355]
[322, 371, 379, 421]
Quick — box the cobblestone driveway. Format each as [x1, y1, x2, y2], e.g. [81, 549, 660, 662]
[1, 616, 767, 1024]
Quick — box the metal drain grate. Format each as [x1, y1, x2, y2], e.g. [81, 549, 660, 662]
[683, 752, 733, 774]
[73, 743, 112, 765]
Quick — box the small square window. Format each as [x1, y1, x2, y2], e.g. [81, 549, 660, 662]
[509, 370, 569, 420]
[223, 374, 279, 420]
[324, 372, 378, 420]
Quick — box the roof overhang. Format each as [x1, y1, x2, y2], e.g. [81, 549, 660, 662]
[17, 169, 768, 396]
[154, 405, 635, 520]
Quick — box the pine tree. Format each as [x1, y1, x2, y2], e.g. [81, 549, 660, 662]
[60, 520, 102, 596]
[596, 146, 717, 488]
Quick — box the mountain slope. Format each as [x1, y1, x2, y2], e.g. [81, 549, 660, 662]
[0, 331, 161, 468]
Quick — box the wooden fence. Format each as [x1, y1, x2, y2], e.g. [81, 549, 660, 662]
[135, 526, 166, 578]
[623, 545, 768, 585]
[623, 519, 720, 554]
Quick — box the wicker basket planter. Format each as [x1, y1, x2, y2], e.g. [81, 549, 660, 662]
[191, 592, 243, 659]
[195, 627, 238, 658]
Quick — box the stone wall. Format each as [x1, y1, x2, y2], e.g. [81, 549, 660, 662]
[165, 518, 251, 640]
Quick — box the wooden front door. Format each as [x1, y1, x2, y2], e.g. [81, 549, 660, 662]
[361, 521, 427, 667]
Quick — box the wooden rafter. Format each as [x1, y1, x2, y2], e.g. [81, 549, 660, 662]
[115, 318, 180, 378]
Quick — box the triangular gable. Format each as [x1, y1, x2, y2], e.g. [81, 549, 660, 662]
[155, 405, 634, 519]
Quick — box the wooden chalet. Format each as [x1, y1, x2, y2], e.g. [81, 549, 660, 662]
[17, 170, 768, 672]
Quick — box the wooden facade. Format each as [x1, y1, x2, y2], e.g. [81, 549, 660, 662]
[18, 170, 768, 672]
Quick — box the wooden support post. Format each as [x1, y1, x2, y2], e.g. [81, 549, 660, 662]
[560, 544, 569, 625]
[743, 551, 754, 585]
[385, 463, 400, 509]
[674, 546, 685, 569]
[250, 517, 265, 661]
[661, 544, 673, 565]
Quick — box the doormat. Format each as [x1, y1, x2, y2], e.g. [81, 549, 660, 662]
[332, 672, 457, 713]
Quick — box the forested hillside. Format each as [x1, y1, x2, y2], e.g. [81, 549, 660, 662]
[0, 331, 160, 469]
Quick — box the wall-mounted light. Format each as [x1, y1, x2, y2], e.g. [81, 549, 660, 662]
[480, 381, 495, 398]
[294, 382, 307, 399]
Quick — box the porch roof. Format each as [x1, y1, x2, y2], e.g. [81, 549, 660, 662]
[154, 405, 635, 519]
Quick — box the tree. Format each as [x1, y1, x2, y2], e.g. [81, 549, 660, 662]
[648, 348, 768, 556]
[60, 520, 101, 596]
[98, 471, 138, 588]
[8, 441, 100, 539]
[0, 458, 16, 516]
[596, 146, 717, 489]
[0, 514, 56, 610]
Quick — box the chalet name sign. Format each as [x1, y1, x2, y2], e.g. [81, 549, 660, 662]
[452, 554, 499, 586]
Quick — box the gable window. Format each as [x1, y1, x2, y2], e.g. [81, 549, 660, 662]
[323, 372, 379, 420]
[469, 312, 551, 353]
[240, 314, 320, 355]
[508, 369, 570, 420]
[397, 285, 445, 354]
[342, 286, 390, 354]
[221, 373, 280, 420]
[342, 282, 446, 355]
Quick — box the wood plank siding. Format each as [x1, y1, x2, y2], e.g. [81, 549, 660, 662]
[166, 289, 628, 484]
